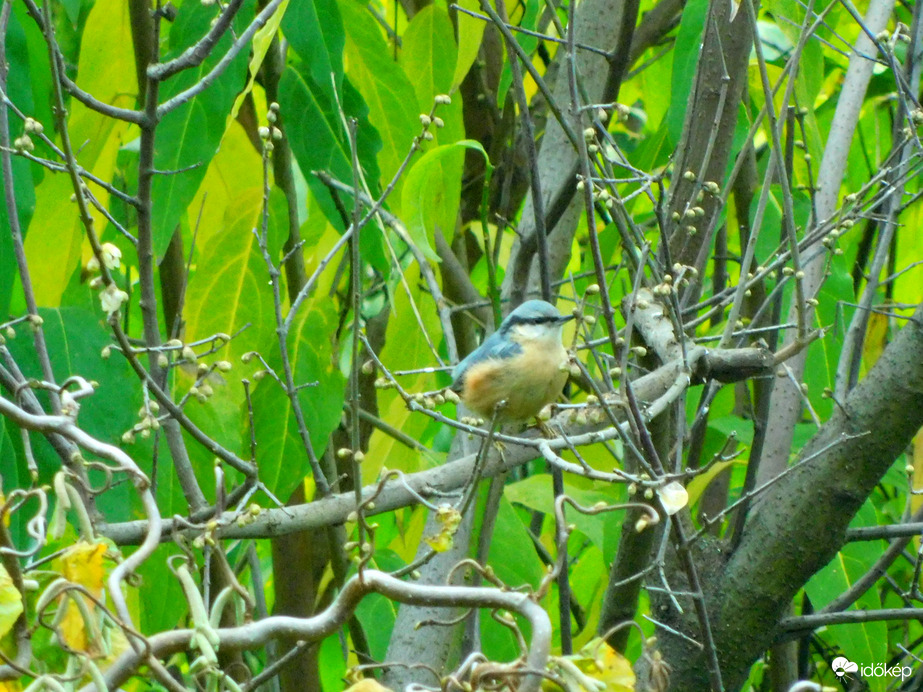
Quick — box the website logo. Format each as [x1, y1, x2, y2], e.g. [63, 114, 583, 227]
[831, 656, 912, 681]
[831, 657, 858, 677]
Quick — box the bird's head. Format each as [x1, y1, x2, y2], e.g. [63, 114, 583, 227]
[500, 300, 574, 343]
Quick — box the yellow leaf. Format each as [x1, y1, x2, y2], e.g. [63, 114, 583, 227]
[342, 680, 394, 692]
[0, 564, 23, 639]
[59, 541, 107, 594]
[55, 541, 108, 653]
[566, 637, 636, 692]
[861, 310, 889, 374]
[424, 530, 454, 553]
[686, 459, 740, 507]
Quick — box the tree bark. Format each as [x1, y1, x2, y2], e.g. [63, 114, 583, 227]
[649, 304, 923, 690]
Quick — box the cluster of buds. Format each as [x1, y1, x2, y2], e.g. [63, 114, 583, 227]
[652, 273, 674, 296]
[460, 415, 485, 427]
[337, 447, 366, 464]
[876, 24, 912, 45]
[613, 102, 631, 121]
[417, 95, 450, 143]
[99, 283, 129, 318]
[670, 262, 698, 286]
[13, 118, 41, 152]
[419, 112, 445, 142]
[122, 401, 161, 444]
[343, 539, 374, 564]
[189, 381, 214, 403]
[84, 243, 128, 316]
[236, 503, 263, 528]
[86, 243, 122, 277]
[192, 520, 219, 549]
[13, 134, 34, 153]
[411, 391, 441, 410]
[259, 103, 283, 152]
[575, 176, 616, 209]
[702, 180, 721, 196]
[26, 313, 43, 333]
[583, 126, 600, 155]
[572, 307, 597, 327]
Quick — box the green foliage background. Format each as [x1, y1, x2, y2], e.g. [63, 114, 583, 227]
[1, 0, 923, 687]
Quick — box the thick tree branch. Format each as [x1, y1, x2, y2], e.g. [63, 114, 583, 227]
[654, 303, 923, 691]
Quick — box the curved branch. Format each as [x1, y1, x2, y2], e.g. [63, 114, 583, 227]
[90, 570, 552, 692]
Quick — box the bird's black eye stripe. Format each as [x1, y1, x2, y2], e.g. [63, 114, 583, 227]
[511, 316, 558, 326]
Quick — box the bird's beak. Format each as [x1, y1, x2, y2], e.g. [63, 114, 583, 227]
[558, 313, 576, 324]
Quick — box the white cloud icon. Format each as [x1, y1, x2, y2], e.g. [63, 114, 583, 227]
[832, 656, 858, 677]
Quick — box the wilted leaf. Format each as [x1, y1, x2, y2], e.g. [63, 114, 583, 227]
[657, 482, 688, 516]
[0, 564, 23, 639]
[56, 541, 108, 653]
[342, 679, 394, 692]
[546, 638, 635, 692]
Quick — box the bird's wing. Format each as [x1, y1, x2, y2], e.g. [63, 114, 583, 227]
[450, 331, 522, 391]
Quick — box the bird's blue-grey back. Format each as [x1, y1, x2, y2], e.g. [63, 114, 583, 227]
[451, 328, 523, 388]
[450, 299, 564, 389]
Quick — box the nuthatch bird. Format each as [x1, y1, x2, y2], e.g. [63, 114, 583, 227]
[450, 300, 574, 422]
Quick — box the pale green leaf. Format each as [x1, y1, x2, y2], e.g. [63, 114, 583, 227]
[451, 0, 486, 89]
[183, 189, 275, 362]
[0, 563, 23, 639]
[401, 140, 486, 261]
[231, 0, 291, 118]
[339, 0, 419, 207]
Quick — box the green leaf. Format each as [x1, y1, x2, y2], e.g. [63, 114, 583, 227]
[400, 4, 465, 145]
[0, 6, 39, 316]
[24, 0, 135, 306]
[480, 494, 545, 660]
[806, 250, 853, 418]
[686, 459, 740, 507]
[339, 0, 419, 206]
[279, 66, 354, 222]
[2, 307, 146, 531]
[805, 501, 887, 685]
[231, 0, 291, 119]
[135, 544, 187, 635]
[150, 0, 256, 259]
[765, 0, 824, 107]
[183, 189, 277, 362]
[248, 300, 346, 500]
[452, 0, 486, 89]
[400, 5, 456, 111]
[496, 0, 541, 104]
[283, 0, 345, 89]
[504, 474, 621, 552]
[667, 0, 708, 145]
[180, 189, 281, 496]
[401, 140, 485, 261]
[356, 549, 404, 660]
[279, 67, 387, 269]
